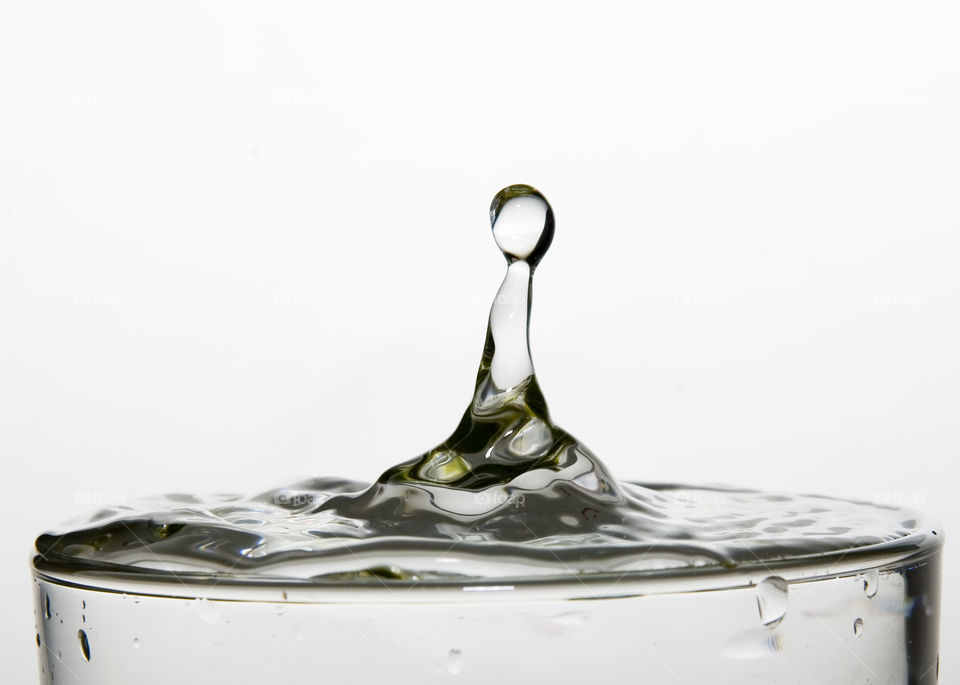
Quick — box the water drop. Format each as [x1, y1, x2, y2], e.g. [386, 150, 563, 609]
[132, 637, 140, 649]
[862, 569, 879, 598]
[853, 618, 863, 637]
[447, 648, 463, 675]
[78, 629, 91, 661]
[490, 184, 553, 267]
[36, 634, 41, 647]
[755, 576, 788, 628]
[44, 595, 50, 620]
[482, 185, 554, 391]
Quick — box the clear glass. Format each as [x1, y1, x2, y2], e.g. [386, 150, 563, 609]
[33, 540, 941, 684]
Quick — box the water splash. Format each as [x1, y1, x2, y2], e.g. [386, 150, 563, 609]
[33, 185, 936, 584]
[320, 184, 626, 529]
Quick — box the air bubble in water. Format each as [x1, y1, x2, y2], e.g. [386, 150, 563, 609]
[862, 569, 879, 598]
[756, 576, 788, 628]
[853, 618, 863, 636]
[448, 648, 463, 674]
[78, 629, 91, 661]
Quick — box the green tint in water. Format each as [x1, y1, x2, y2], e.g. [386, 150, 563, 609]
[34, 185, 939, 586]
[320, 184, 625, 526]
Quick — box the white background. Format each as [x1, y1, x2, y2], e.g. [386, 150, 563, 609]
[1, 1, 958, 681]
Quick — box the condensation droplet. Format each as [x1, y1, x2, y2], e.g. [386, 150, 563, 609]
[78, 629, 91, 661]
[853, 618, 863, 636]
[36, 634, 41, 647]
[44, 595, 51, 620]
[756, 576, 788, 628]
[862, 569, 879, 598]
[447, 648, 463, 675]
[132, 637, 140, 649]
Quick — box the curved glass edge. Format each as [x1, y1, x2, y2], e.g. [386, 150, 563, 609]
[31, 535, 942, 604]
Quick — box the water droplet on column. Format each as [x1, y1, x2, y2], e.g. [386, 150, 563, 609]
[78, 629, 91, 661]
[853, 618, 863, 636]
[862, 569, 879, 598]
[44, 595, 51, 620]
[756, 576, 788, 628]
[490, 185, 554, 267]
[447, 648, 463, 674]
